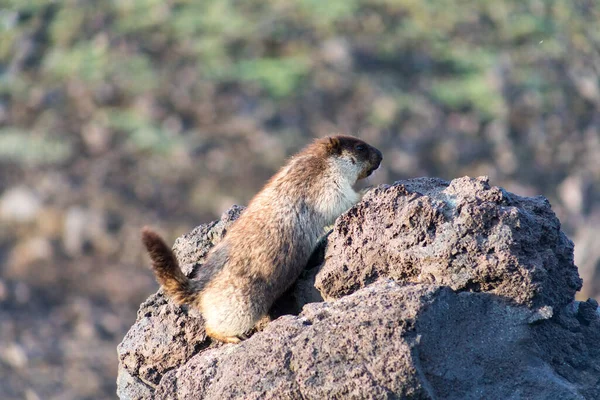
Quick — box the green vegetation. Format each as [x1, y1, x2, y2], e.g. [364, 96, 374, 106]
[0, 129, 72, 166]
[1, 1, 597, 166]
[0, 0, 597, 196]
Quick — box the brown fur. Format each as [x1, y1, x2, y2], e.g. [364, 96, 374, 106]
[142, 135, 382, 342]
[141, 228, 200, 305]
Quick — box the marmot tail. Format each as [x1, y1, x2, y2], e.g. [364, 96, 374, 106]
[141, 227, 198, 305]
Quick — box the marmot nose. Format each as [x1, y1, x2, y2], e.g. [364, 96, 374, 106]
[373, 148, 383, 165]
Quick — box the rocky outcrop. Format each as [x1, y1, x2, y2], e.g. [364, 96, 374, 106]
[117, 177, 598, 400]
[316, 176, 581, 307]
[117, 206, 245, 396]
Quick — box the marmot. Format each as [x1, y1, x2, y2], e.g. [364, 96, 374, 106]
[142, 135, 382, 343]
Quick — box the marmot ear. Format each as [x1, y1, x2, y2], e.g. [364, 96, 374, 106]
[326, 136, 342, 155]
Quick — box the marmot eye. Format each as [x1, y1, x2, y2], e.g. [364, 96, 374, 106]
[355, 144, 365, 151]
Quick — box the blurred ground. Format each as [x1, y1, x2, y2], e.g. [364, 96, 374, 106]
[0, 1, 599, 399]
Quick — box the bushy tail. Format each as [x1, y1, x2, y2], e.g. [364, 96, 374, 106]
[141, 227, 199, 305]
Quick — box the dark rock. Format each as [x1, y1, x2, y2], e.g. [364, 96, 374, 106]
[116, 294, 208, 390]
[531, 300, 600, 400]
[117, 207, 244, 399]
[125, 281, 600, 400]
[117, 177, 596, 400]
[576, 298, 599, 325]
[415, 290, 591, 400]
[155, 281, 436, 400]
[316, 176, 582, 308]
[174, 205, 245, 275]
[116, 366, 153, 400]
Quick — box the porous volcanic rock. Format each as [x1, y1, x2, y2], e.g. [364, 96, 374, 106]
[174, 205, 245, 275]
[155, 282, 600, 400]
[156, 281, 436, 400]
[117, 177, 597, 400]
[316, 176, 582, 307]
[117, 206, 244, 398]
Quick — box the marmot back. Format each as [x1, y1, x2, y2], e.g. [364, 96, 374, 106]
[142, 135, 382, 343]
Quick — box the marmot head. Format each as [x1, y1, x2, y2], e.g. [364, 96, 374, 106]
[324, 135, 383, 182]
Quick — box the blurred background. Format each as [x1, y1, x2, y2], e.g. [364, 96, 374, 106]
[0, 0, 598, 398]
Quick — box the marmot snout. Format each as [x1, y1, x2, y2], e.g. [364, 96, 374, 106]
[142, 135, 382, 343]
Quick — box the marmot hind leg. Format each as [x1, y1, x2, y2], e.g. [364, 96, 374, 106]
[200, 286, 266, 342]
[204, 326, 242, 344]
[205, 315, 271, 343]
